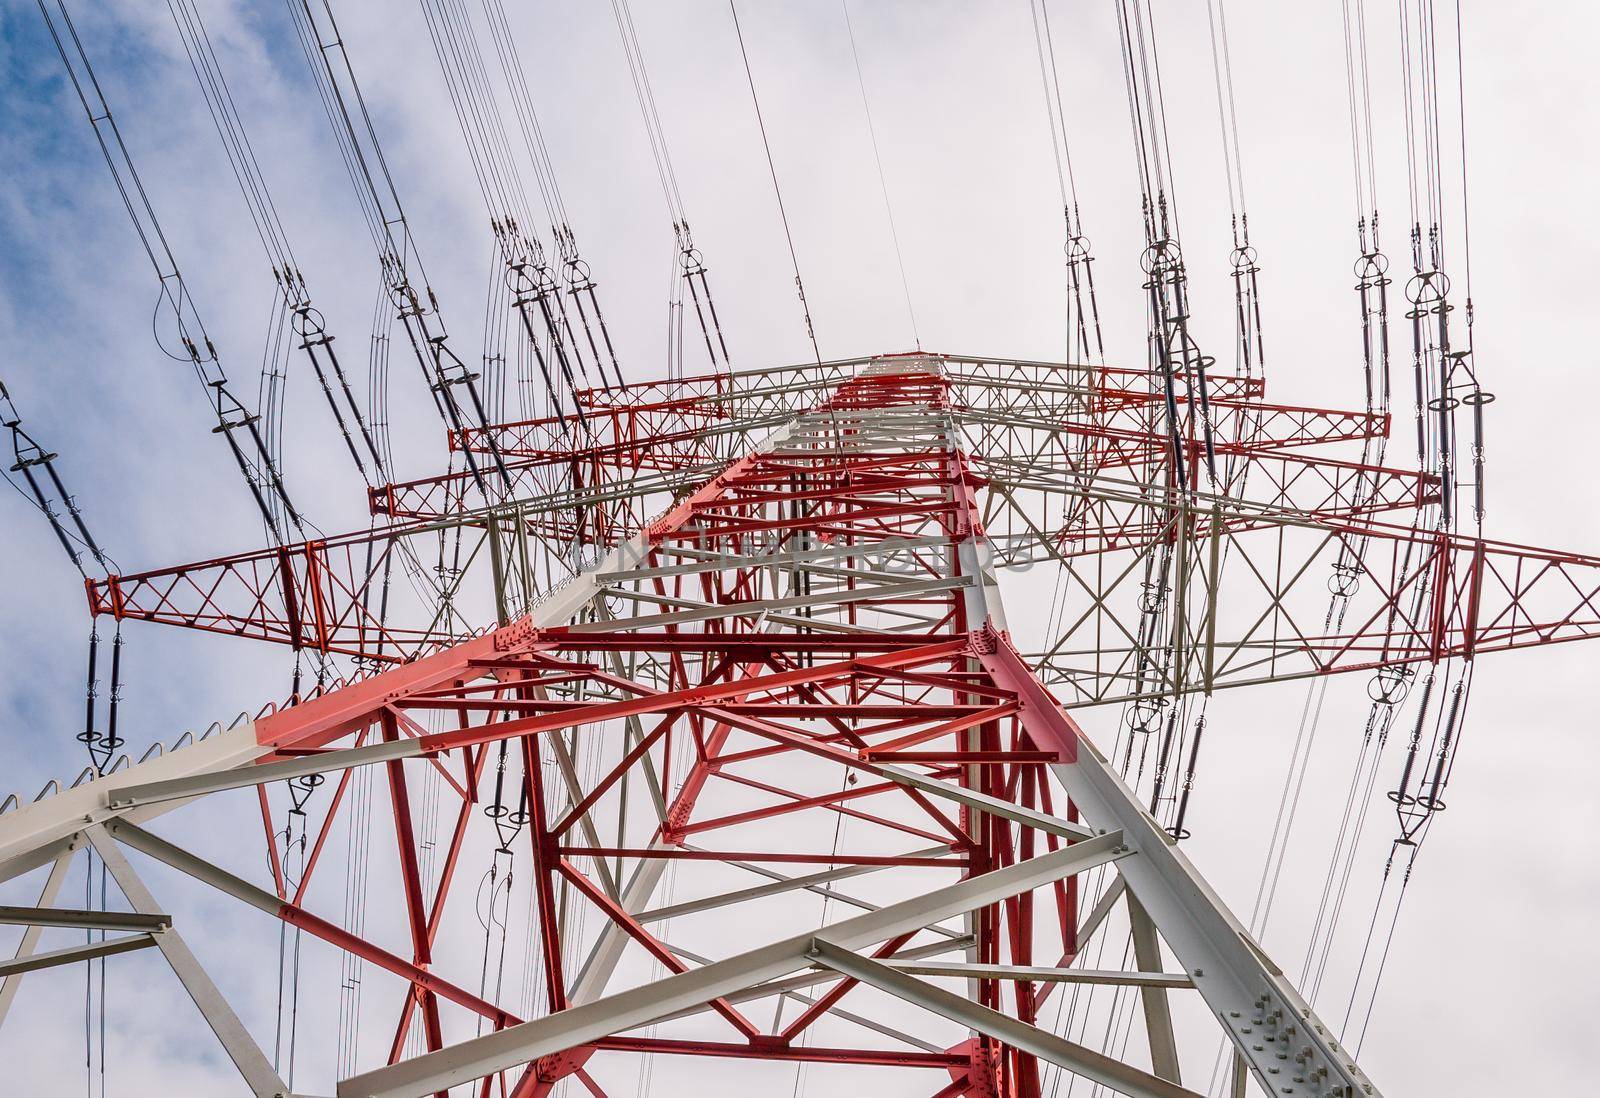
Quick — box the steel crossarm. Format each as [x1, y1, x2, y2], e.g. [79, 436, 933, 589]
[70, 354, 1600, 710]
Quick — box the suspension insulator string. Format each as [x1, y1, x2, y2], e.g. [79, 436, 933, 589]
[40, 0, 307, 543]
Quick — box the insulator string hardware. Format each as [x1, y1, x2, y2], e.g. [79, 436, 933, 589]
[608, 0, 733, 375]
[561, 244, 625, 393]
[4, 381, 107, 577]
[40, 0, 306, 546]
[413, 0, 629, 435]
[677, 223, 730, 370]
[4, 372, 128, 776]
[168, 0, 391, 492]
[284, 0, 514, 498]
[290, 295, 390, 485]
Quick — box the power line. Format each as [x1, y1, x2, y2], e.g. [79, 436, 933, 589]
[283, 0, 515, 496]
[610, 0, 733, 374]
[38, 0, 306, 545]
[728, 0, 821, 366]
[1028, 0, 1105, 367]
[841, 0, 920, 351]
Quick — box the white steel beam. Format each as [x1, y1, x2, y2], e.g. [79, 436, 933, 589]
[0, 931, 160, 978]
[1129, 893, 1182, 1083]
[875, 763, 1097, 842]
[651, 936, 974, 1025]
[636, 844, 959, 925]
[337, 830, 1127, 1097]
[0, 904, 170, 932]
[0, 726, 267, 885]
[0, 844, 75, 1026]
[1077, 873, 1128, 948]
[86, 826, 289, 1098]
[978, 639, 1385, 1098]
[878, 961, 1193, 989]
[653, 938, 945, 1053]
[810, 940, 1203, 1098]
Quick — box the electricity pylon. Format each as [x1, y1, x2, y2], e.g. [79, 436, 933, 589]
[8, 354, 1600, 1096]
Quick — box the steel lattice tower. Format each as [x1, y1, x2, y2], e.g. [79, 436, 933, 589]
[7, 0, 1576, 1090]
[9, 350, 1600, 1097]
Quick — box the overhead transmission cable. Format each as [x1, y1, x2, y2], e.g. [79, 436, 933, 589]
[841, 0, 921, 352]
[1217, 4, 1486, 1080]
[32, 31, 342, 1052]
[1112, 0, 1221, 495]
[165, 0, 388, 495]
[1287, 0, 1401, 1019]
[476, 0, 627, 395]
[38, 0, 306, 547]
[415, 0, 647, 589]
[1119, 0, 1265, 851]
[1107, 0, 1231, 848]
[416, 0, 584, 433]
[1028, 1, 1103, 684]
[157, 9, 389, 1044]
[170, 0, 468, 681]
[1337, 3, 1486, 1046]
[1106, 0, 1192, 835]
[281, 0, 513, 498]
[1049, 4, 1247, 1074]
[1202, 0, 1266, 397]
[167, 0, 473, 694]
[433, 0, 629, 432]
[1, 377, 127, 777]
[610, 0, 732, 377]
[1028, 0, 1105, 370]
[728, 0, 823, 367]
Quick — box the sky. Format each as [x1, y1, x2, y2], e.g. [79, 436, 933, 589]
[2, 0, 1599, 1094]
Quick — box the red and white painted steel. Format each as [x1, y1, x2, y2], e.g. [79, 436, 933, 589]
[7, 352, 1597, 1096]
